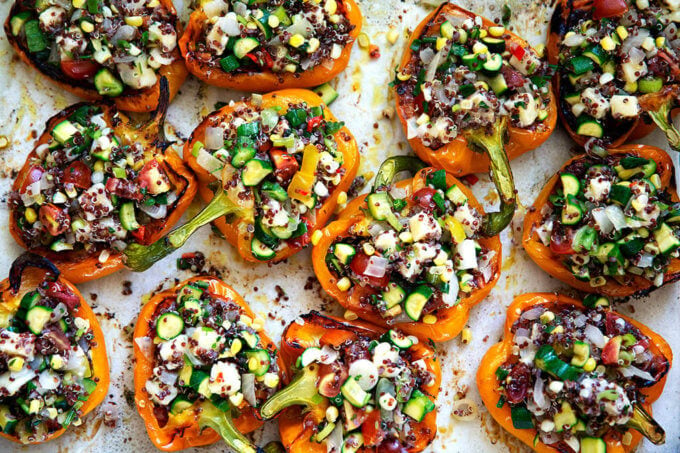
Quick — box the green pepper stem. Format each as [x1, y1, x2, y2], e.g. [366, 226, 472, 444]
[124, 188, 251, 272]
[626, 404, 665, 445]
[372, 156, 427, 191]
[198, 401, 257, 453]
[259, 364, 324, 419]
[464, 118, 516, 237]
[646, 102, 680, 151]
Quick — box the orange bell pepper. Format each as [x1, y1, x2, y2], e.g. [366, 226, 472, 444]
[547, 0, 680, 150]
[4, 0, 187, 112]
[8, 79, 197, 283]
[477, 292, 672, 453]
[125, 89, 359, 270]
[133, 276, 286, 452]
[0, 253, 109, 444]
[312, 157, 501, 342]
[259, 311, 442, 453]
[393, 4, 557, 235]
[522, 144, 680, 297]
[179, 1, 362, 91]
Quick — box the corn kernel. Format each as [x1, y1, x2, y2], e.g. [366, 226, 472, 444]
[125, 16, 144, 27]
[337, 191, 348, 205]
[324, 0, 337, 15]
[311, 230, 323, 246]
[289, 34, 305, 48]
[337, 277, 351, 292]
[0, 136, 8, 149]
[263, 373, 280, 388]
[307, 37, 321, 53]
[650, 174, 661, 189]
[583, 357, 597, 372]
[623, 81, 638, 93]
[8, 357, 24, 372]
[616, 26, 628, 40]
[240, 315, 253, 327]
[539, 311, 555, 324]
[357, 33, 370, 49]
[362, 243, 375, 256]
[600, 36, 616, 51]
[422, 314, 437, 324]
[440, 271, 451, 283]
[229, 392, 244, 407]
[47, 408, 58, 419]
[284, 63, 297, 73]
[248, 357, 259, 370]
[474, 81, 489, 91]
[534, 43, 545, 57]
[461, 328, 472, 344]
[479, 29, 487, 38]
[416, 113, 430, 126]
[436, 37, 448, 51]
[399, 231, 413, 243]
[268, 15, 280, 28]
[326, 406, 339, 423]
[24, 207, 37, 224]
[72, 0, 85, 8]
[396, 71, 411, 81]
[384, 305, 402, 317]
[387, 29, 399, 45]
[80, 20, 94, 33]
[641, 37, 655, 51]
[488, 26, 504, 37]
[656, 36, 666, 48]
[344, 309, 358, 320]
[433, 250, 447, 266]
[147, 0, 159, 6]
[329, 14, 341, 24]
[231, 339, 242, 355]
[551, 325, 564, 335]
[330, 43, 343, 59]
[29, 399, 42, 414]
[252, 317, 264, 331]
[458, 29, 468, 43]
[246, 21, 258, 30]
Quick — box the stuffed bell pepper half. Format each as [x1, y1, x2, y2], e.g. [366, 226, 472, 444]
[5, 0, 187, 112]
[124, 89, 359, 270]
[523, 144, 680, 297]
[179, 0, 361, 91]
[549, 0, 680, 150]
[393, 3, 557, 234]
[477, 293, 672, 453]
[0, 253, 109, 444]
[8, 79, 196, 283]
[259, 311, 441, 452]
[312, 157, 501, 342]
[133, 276, 285, 452]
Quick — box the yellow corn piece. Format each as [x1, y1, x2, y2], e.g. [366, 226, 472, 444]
[445, 216, 467, 243]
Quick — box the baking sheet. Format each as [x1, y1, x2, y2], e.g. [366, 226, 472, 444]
[0, 0, 678, 451]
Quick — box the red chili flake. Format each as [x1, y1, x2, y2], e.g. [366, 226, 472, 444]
[307, 116, 323, 132]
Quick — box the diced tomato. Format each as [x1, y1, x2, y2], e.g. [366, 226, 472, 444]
[270, 149, 299, 185]
[601, 336, 622, 365]
[509, 43, 526, 61]
[22, 165, 45, 193]
[362, 409, 386, 447]
[317, 362, 348, 397]
[306, 116, 323, 132]
[39, 204, 70, 236]
[44, 281, 80, 310]
[262, 49, 273, 69]
[63, 161, 92, 190]
[462, 174, 479, 185]
[105, 177, 143, 201]
[412, 187, 437, 211]
[549, 228, 576, 255]
[349, 252, 390, 287]
[244, 53, 259, 65]
[288, 218, 311, 249]
[137, 159, 171, 195]
[60, 59, 100, 80]
[130, 225, 146, 242]
[592, 0, 629, 20]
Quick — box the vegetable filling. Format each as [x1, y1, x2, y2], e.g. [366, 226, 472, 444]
[193, 100, 346, 260]
[189, 0, 354, 74]
[326, 169, 495, 322]
[141, 281, 280, 426]
[0, 276, 98, 443]
[394, 14, 552, 148]
[8, 0, 179, 96]
[9, 105, 182, 257]
[496, 301, 669, 452]
[534, 153, 680, 287]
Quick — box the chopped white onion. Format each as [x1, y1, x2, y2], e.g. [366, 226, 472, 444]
[204, 126, 225, 150]
[605, 205, 627, 231]
[419, 47, 435, 65]
[584, 324, 606, 348]
[619, 365, 655, 381]
[533, 373, 549, 410]
[140, 203, 168, 220]
[134, 337, 154, 361]
[196, 149, 224, 179]
[592, 207, 614, 235]
[364, 256, 388, 278]
[520, 307, 544, 321]
[241, 373, 257, 407]
[112, 25, 137, 43]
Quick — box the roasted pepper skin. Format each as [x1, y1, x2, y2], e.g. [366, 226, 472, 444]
[312, 167, 501, 342]
[477, 292, 673, 453]
[4, 0, 187, 112]
[546, 0, 674, 148]
[394, 4, 557, 176]
[133, 276, 286, 451]
[0, 254, 110, 444]
[178, 1, 361, 91]
[8, 101, 197, 283]
[275, 312, 441, 453]
[184, 89, 359, 263]
[522, 145, 680, 297]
